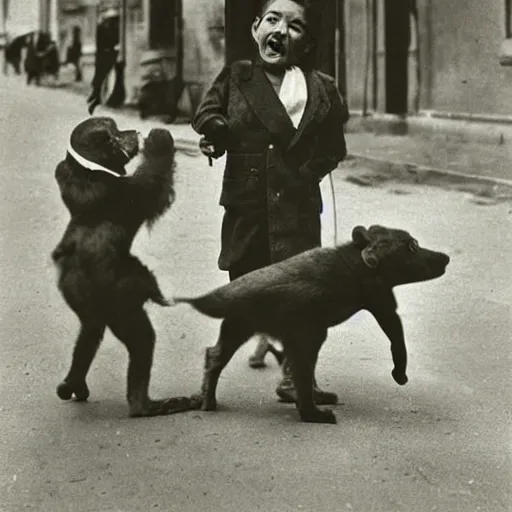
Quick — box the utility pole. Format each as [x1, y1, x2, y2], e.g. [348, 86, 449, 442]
[119, 0, 126, 64]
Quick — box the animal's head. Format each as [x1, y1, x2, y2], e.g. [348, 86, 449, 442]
[67, 117, 140, 176]
[352, 225, 450, 286]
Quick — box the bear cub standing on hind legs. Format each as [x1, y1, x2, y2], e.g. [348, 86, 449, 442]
[52, 117, 198, 417]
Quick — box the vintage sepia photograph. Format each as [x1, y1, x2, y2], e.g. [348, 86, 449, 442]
[0, 0, 510, 511]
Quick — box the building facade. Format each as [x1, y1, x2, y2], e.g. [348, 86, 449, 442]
[344, 0, 512, 118]
[56, 0, 224, 111]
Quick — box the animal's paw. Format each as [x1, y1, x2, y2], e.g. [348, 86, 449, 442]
[56, 380, 89, 401]
[300, 407, 337, 424]
[144, 128, 174, 156]
[392, 369, 408, 386]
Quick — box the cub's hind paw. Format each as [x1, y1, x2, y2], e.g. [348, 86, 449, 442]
[57, 380, 90, 401]
[300, 407, 337, 424]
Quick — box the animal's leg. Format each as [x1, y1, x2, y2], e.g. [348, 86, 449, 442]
[370, 309, 408, 385]
[201, 318, 254, 411]
[276, 358, 338, 405]
[276, 325, 337, 405]
[108, 308, 199, 417]
[248, 335, 271, 368]
[284, 329, 336, 424]
[57, 322, 105, 401]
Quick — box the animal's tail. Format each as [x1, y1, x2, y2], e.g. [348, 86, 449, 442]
[171, 295, 226, 319]
[120, 257, 173, 308]
[150, 288, 172, 307]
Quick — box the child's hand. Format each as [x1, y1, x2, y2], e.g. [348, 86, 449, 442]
[199, 137, 225, 160]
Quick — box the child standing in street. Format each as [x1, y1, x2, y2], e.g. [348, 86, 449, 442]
[192, 0, 349, 404]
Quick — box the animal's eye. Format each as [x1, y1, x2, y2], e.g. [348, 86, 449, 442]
[408, 239, 419, 253]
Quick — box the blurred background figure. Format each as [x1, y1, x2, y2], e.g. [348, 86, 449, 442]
[3, 32, 30, 75]
[24, 31, 60, 86]
[87, 9, 119, 115]
[64, 25, 82, 82]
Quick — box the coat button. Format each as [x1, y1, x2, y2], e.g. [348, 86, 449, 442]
[250, 167, 258, 174]
[268, 144, 274, 149]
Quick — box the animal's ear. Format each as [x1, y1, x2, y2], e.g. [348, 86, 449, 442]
[361, 247, 379, 268]
[352, 226, 371, 248]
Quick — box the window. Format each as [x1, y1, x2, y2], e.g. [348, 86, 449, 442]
[506, 0, 512, 37]
[149, 0, 177, 49]
[500, 0, 512, 65]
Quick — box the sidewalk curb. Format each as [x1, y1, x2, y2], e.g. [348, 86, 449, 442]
[347, 110, 512, 146]
[344, 153, 512, 196]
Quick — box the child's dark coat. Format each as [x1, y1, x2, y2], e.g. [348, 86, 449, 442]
[192, 60, 349, 270]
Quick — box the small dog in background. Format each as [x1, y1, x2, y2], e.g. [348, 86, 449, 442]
[52, 117, 196, 417]
[174, 225, 450, 424]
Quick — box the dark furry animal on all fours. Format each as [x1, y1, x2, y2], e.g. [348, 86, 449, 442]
[175, 225, 450, 424]
[52, 117, 197, 417]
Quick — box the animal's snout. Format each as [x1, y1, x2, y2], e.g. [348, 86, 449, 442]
[419, 248, 450, 279]
[389, 247, 450, 286]
[430, 250, 450, 270]
[440, 252, 450, 267]
[119, 130, 140, 160]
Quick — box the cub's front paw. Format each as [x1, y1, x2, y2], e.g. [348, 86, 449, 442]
[56, 380, 89, 401]
[144, 128, 174, 156]
[392, 369, 408, 385]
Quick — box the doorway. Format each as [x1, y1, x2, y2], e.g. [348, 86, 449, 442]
[384, 0, 411, 114]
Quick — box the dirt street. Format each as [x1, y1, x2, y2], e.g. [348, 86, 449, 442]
[0, 75, 510, 512]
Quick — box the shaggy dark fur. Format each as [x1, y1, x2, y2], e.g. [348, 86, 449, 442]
[53, 118, 197, 417]
[175, 225, 450, 424]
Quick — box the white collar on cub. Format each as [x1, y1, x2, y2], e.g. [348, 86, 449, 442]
[67, 142, 123, 178]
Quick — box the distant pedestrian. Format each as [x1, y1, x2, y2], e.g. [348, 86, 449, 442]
[65, 26, 83, 82]
[3, 33, 28, 75]
[87, 12, 119, 114]
[192, 0, 349, 403]
[25, 32, 60, 86]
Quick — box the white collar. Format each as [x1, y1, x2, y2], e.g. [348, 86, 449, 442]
[278, 66, 308, 129]
[67, 142, 122, 177]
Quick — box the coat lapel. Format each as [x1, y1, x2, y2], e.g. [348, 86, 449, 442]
[236, 64, 297, 150]
[288, 70, 330, 150]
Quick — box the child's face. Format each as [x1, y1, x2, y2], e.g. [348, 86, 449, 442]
[251, 0, 308, 69]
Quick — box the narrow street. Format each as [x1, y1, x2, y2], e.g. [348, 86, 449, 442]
[0, 75, 510, 512]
